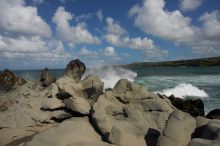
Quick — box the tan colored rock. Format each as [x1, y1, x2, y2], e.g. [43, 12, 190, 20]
[112, 79, 150, 103]
[41, 97, 64, 110]
[157, 110, 196, 146]
[82, 74, 104, 104]
[56, 75, 84, 98]
[92, 80, 175, 146]
[63, 97, 91, 115]
[26, 117, 110, 146]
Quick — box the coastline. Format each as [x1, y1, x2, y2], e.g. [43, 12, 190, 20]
[0, 59, 220, 146]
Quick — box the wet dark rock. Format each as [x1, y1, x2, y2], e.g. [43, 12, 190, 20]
[0, 69, 26, 90]
[40, 68, 55, 87]
[64, 59, 86, 82]
[206, 109, 220, 120]
[165, 94, 205, 117]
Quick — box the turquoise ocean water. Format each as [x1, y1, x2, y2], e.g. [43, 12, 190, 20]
[13, 66, 220, 114]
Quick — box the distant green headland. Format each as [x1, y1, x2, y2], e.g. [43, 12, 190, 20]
[123, 56, 220, 68]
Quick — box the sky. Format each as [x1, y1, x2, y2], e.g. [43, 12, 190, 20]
[0, 0, 220, 70]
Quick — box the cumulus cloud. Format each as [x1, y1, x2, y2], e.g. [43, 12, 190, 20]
[52, 7, 100, 47]
[129, 0, 194, 42]
[79, 46, 117, 58]
[104, 46, 117, 56]
[105, 17, 127, 36]
[0, 35, 70, 60]
[129, 0, 220, 56]
[180, 0, 202, 12]
[104, 17, 167, 58]
[0, 0, 51, 37]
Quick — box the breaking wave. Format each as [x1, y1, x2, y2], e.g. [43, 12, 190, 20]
[158, 83, 209, 99]
[84, 67, 137, 89]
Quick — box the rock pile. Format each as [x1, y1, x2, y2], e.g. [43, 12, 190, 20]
[0, 59, 219, 146]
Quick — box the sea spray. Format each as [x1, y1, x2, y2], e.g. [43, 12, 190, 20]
[158, 83, 209, 99]
[83, 66, 137, 89]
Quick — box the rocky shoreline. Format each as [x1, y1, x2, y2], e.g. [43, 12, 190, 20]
[0, 59, 220, 146]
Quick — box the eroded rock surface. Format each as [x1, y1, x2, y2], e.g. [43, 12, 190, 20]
[92, 79, 175, 146]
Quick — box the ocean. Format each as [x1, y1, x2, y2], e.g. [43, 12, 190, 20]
[13, 66, 220, 114]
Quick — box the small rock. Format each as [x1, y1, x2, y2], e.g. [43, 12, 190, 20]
[40, 68, 55, 87]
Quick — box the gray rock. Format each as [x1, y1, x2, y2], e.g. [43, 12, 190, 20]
[63, 97, 91, 115]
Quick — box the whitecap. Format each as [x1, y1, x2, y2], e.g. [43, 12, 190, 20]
[83, 67, 137, 89]
[158, 83, 209, 99]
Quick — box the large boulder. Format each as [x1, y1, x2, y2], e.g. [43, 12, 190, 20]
[206, 109, 220, 120]
[0, 69, 26, 90]
[157, 110, 196, 146]
[64, 59, 86, 82]
[40, 68, 55, 87]
[56, 75, 84, 99]
[165, 94, 205, 117]
[26, 117, 115, 146]
[41, 97, 64, 110]
[63, 97, 91, 115]
[82, 74, 104, 104]
[92, 79, 175, 146]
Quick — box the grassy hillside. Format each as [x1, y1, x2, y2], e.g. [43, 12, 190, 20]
[124, 56, 220, 68]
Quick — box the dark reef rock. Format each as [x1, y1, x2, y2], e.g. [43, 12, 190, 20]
[0, 69, 26, 90]
[64, 59, 86, 81]
[164, 94, 205, 117]
[206, 109, 220, 120]
[40, 67, 56, 87]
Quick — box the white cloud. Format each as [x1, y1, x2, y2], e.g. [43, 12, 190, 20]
[75, 13, 92, 22]
[180, 0, 202, 12]
[0, 0, 51, 37]
[199, 11, 220, 39]
[79, 48, 98, 57]
[0, 35, 70, 65]
[52, 7, 100, 47]
[104, 17, 167, 58]
[79, 46, 118, 58]
[104, 46, 117, 56]
[129, 0, 220, 56]
[129, 0, 194, 42]
[96, 9, 104, 21]
[105, 17, 127, 36]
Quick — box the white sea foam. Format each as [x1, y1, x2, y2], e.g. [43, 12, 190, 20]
[84, 67, 137, 89]
[158, 83, 209, 99]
